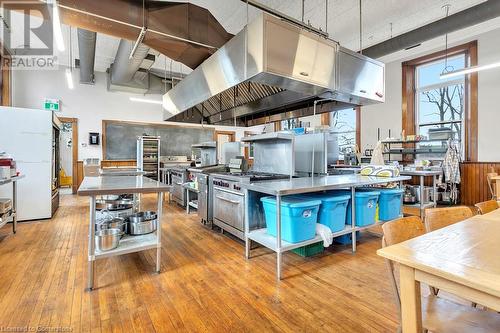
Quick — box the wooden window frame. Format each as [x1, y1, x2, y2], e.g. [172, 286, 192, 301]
[402, 41, 478, 161]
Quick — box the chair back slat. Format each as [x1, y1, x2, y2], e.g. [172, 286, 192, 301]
[424, 206, 474, 232]
[474, 200, 499, 215]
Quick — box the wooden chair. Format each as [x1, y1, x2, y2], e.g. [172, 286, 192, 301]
[424, 206, 474, 233]
[475, 200, 499, 215]
[486, 172, 498, 200]
[381, 216, 500, 333]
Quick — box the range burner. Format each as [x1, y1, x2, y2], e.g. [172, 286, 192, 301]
[219, 172, 290, 182]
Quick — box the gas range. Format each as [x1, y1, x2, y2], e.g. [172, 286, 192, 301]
[211, 171, 291, 240]
[212, 172, 291, 185]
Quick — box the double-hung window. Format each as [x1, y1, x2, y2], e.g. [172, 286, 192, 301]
[415, 54, 466, 153]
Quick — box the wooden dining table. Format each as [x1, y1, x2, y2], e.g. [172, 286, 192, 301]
[377, 211, 500, 333]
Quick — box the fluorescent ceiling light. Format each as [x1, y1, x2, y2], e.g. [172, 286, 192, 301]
[65, 68, 74, 89]
[129, 97, 162, 105]
[440, 61, 500, 79]
[51, 0, 65, 52]
[129, 27, 147, 59]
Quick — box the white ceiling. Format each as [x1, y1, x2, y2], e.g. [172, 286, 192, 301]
[54, 0, 490, 73]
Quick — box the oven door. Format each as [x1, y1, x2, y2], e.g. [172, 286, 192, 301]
[171, 176, 185, 205]
[213, 187, 244, 231]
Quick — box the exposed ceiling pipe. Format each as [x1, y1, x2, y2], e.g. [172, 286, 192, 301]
[77, 28, 96, 84]
[54, 0, 233, 68]
[363, 0, 500, 59]
[111, 39, 150, 84]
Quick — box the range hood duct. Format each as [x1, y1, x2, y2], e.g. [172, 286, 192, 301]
[111, 39, 151, 84]
[363, 0, 500, 59]
[108, 39, 165, 94]
[163, 13, 385, 126]
[77, 28, 96, 84]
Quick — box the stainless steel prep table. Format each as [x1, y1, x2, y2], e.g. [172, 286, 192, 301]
[78, 175, 171, 290]
[399, 169, 442, 218]
[240, 174, 411, 280]
[0, 175, 24, 234]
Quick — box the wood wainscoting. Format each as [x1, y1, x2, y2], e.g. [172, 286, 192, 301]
[101, 160, 136, 168]
[460, 162, 500, 206]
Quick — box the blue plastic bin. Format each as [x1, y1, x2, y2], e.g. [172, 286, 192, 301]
[377, 188, 404, 221]
[295, 193, 351, 232]
[261, 196, 321, 243]
[345, 191, 380, 227]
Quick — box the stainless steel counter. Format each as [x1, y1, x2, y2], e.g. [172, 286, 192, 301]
[399, 169, 442, 218]
[400, 169, 442, 176]
[78, 176, 171, 196]
[240, 174, 411, 196]
[0, 175, 24, 235]
[242, 174, 411, 280]
[77, 175, 170, 290]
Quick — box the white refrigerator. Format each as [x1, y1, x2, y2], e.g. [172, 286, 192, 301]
[0, 106, 56, 220]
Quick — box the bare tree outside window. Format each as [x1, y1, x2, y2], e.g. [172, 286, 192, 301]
[416, 54, 465, 152]
[330, 109, 356, 158]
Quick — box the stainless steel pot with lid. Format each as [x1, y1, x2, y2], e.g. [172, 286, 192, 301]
[96, 212, 127, 235]
[127, 211, 158, 235]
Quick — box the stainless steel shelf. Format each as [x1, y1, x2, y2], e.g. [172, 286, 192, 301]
[247, 229, 324, 253]
[381, 138, 449, 144]
[0, 175, 25, 186]
[248, 223, 386, 254]
[94, 233, 158, 259]
[403, 202, 435, 209]
[419, 120, 461, 126]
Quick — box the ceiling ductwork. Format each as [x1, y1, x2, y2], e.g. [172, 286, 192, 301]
[57, 0, 233, 69]
[363, 0, 500, 59]
[163, 13, 385, 126]
[108, 39, 164, 94]
[77, 28, 96, 84]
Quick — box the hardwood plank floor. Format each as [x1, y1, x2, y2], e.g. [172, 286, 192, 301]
[0, 194, 399, 332]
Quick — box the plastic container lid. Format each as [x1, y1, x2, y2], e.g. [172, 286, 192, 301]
[354, 191, 380, 198]
[378, 188, 404, 195]
[260, 196, 321, 208]
[299, 193, 351, 203]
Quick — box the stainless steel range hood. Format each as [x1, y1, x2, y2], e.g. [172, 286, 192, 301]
[163, 13, 385, 126]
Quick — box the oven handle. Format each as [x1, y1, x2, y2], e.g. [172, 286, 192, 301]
[214, 187, 244, 196]
[215, 196, 241, 205]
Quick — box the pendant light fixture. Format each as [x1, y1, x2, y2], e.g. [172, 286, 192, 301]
[439, 4, 500, 79]
[439, 4, 454, 77]
[65, 26, 74, 90]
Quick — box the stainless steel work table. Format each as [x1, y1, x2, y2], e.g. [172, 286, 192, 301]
[399, 169, 442, 218]
[241, 174, 411, 280]
[0, 175, 24, 234]
[78, 176, 171, 290]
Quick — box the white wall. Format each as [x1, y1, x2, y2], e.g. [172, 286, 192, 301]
[361, 27, 500, 162]
[12, 69, 265, 160]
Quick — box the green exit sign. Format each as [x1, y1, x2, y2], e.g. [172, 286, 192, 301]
[44, 98, 60, 112]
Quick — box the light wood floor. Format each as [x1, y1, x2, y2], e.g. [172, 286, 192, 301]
[0, 194, 399, 332]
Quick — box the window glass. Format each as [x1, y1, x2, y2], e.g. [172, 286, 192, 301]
[330, 109, 356, 158]
[416, 54, 465, 150]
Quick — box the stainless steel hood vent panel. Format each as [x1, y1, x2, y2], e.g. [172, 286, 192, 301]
[163, 13, 384, 125]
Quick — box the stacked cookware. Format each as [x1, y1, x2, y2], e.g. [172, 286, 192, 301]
[94, 194, 158, 252]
